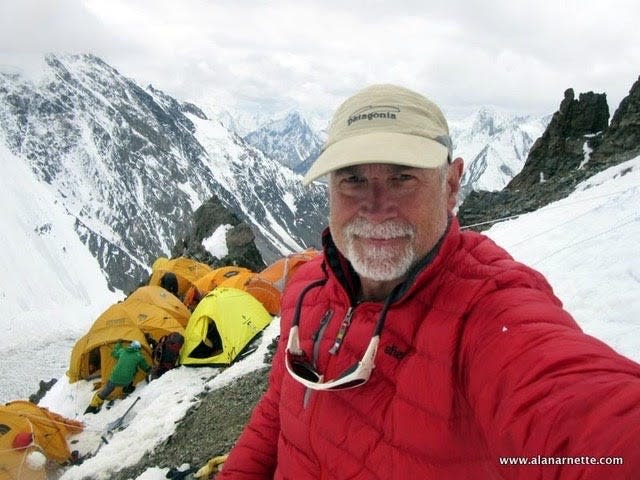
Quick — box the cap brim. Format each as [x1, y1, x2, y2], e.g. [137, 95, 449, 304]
[302, 132, 449, 185]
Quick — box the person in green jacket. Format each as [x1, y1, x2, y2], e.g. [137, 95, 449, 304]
[84, 340, 151, 414]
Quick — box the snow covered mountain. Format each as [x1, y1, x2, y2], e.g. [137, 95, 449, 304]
[233, 106, 546, 193]
[0, 54, 328, 293]
[243, 111, 324, 172]
[450, 107, 549, 199]
[206, 107, 273, 137]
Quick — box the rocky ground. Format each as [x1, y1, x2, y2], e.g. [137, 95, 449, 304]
[110, 367, 269, 480]
[107, 338, 277, 480]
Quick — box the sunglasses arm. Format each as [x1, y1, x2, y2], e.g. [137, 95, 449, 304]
[287, 326, 303, 355]
[360, 335, 380, 375]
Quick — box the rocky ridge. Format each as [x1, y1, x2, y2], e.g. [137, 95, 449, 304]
[458, 76, 640, 229]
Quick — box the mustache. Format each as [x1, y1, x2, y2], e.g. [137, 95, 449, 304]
[344, 218, 415, 240]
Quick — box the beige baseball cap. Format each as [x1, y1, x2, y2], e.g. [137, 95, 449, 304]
[303, 84, 452, 185]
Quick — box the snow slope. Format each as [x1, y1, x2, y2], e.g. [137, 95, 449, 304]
[0, 143, 121, 403]
[3, 157, 639, 479]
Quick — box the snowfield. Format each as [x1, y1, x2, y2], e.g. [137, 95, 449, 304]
[1, 156, 638, 479]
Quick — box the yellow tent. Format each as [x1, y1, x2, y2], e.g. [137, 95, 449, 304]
[180, 287, 273, 366]
[67, 303, 152, 385]
[69, 283, 189, 386]
[148, 257, 213, 298]
[125, 299, 186, 343]
[0, 401, 83, 479]
[126, 285, 191, 327]
[68, 298, 185, 385]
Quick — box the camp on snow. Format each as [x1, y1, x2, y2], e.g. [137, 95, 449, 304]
[1, 250, 320, 479]
[66, 250, 321, 389]
[67, 288, 188, 387]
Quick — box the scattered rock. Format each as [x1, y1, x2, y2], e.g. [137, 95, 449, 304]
[30, 378, 57, 404]
[109, 367, 270, 480]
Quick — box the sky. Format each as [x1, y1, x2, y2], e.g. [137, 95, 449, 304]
[2, 154, 639, 478]
[1, 0, 639, 124]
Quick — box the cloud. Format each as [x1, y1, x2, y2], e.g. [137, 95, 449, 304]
[0, 0, 134, 54]
[2, 0, 639, 122]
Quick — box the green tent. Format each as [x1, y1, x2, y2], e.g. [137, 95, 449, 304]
[180, 287, 273, 366]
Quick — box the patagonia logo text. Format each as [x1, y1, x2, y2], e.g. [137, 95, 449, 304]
[384, 344, 407, 360]
[347, 105, 400, 126]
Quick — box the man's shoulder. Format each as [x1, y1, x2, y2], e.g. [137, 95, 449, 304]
[287, 255, 324, 288]
[448, 229, 552, 291]
[280, 255, 326, 308]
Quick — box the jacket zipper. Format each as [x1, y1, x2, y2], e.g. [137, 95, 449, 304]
[312, 309, 334, 363]
[328, 306, 354, 355]
[303, 309, 333, 408]
[305, 306, 355, 405]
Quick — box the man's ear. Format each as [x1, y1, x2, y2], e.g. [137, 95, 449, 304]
[446, 157, 464, 211]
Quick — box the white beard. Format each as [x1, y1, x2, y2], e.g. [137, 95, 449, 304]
[342, 218, 416, 281]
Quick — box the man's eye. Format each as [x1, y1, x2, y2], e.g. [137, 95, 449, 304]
[390, 174, 414, 182]
[342, 176, 365, 184]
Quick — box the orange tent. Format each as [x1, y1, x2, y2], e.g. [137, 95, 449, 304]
[183, 266, 282, 315]
[252, 249, 321, 291]
[194, 266, 253, 293]
[0, 401, 83, 479]
[242, 249, 320, 315]
[244, 276, 281, 315]
[183, 267, 253, 310]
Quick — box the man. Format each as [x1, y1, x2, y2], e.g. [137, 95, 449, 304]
[218, 85, 640, 479]
[84, 340, 151, 414]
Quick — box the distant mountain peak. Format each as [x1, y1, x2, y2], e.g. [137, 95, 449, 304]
[243, 110, 323, 171]
[449, 108, 548, 199]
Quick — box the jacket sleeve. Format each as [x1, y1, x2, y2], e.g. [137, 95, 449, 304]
[216, 322, 286, 479]
[461, 285, 640, 480]
[111, 342, 122, 359]
[139, 355, 152, 374]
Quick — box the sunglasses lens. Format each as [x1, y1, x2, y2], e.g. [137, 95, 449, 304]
[286, 322, 379, 391]
[288, 356, 322, 382]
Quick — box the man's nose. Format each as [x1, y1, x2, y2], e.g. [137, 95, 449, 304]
[358, 181, 398, 221]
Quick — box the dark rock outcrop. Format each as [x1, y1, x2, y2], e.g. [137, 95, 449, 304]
[30, 379, 57, 404]
[458, 76, 639, 230]
[506, 89, 609, 191]
[590, 75, 640, 168]
[171, 195, 266, 272]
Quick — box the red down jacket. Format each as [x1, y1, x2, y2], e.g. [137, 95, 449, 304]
[219, 218, 640, 479]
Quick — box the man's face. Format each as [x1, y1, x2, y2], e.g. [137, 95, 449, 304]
[328, 162, 460, 282]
